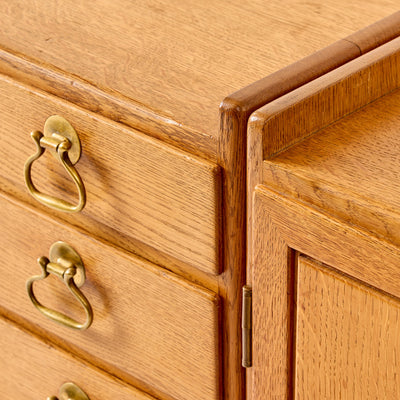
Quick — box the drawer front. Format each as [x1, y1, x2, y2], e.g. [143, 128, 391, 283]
[0, 194, 220, 400]
[0, 74, 221, 275]
[0, 317, 155, 400]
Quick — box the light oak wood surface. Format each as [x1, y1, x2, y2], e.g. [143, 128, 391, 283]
[0, 192, 220, 400]
[247, 35, 400, 289]
[0, 317, 157, 400]
[244, 14, 400, 287]
[260, 49, 400, 249]
[0, 1, 398, 157]
[251, 186, 400, 399]
[0, 5, 399, 400]
[0, 74, 221, 276]
[223, 14, 400, 400]
[296, 255, 400, 399]
[247, 36, 400, 398]
[248, 35, 400, 208]
[252, 36, 400, 160]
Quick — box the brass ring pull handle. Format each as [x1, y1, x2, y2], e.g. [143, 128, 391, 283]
[47, 382, 90, 400]
[26, 242, 93, 330]
[24, 115, 86, 213]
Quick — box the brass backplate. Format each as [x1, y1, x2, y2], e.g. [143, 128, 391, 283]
[44, 115, 81, 164]
[49, 241, 86, 287]
[58, 382, 90, 400]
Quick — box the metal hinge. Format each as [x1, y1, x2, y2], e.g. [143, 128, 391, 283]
[242, 285, 252, 368]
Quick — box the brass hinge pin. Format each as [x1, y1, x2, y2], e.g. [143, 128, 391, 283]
[242, 285, 252, 368]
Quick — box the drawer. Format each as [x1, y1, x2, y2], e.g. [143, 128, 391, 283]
[0, 317, 156, 400]
[0, 193, 220, 400]
[0, 74, 221, 275]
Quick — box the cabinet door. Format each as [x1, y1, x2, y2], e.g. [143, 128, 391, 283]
[251, 186, 400, 399]
[295, 255, 400, 399]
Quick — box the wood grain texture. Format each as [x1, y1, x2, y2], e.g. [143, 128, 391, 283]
[244, 39, 360, 282]
[217, 100, 247, 400]
[0, 317, 157, 400]
[251, 186, 400, 399]
[0, 2, 398, 154]
[251, 188, 292, 399]
[263, 81, 400, 251]
[222, 13, 400, 400]
[0, 74, 221, 276]
[247, 36, 400, 311]
[296, 255, 400, 399]
[251, 36, 400, 161]
[0, 6, 399, 400]
[245, 14, 400, 286]
[229, 11, 400, 116]
[0, 47, 217, 161]
[0, 192, 220, 400]
[346, 10, 400, 53]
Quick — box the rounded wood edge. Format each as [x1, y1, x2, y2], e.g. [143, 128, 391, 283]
[346, 10, 400, 54]
[250, 36, 400, 160]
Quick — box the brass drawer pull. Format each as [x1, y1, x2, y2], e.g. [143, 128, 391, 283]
[24, 115, 86, 213]
[47, 382, 90, 400]
[26, 241, 93, 330]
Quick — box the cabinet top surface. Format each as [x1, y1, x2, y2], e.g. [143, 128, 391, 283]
[264, 88, 400, 244]
[1, 0, 398, 142]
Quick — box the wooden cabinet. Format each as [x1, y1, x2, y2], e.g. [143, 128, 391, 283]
[0, 1, 399, 400]
[249, 35, 400, 399]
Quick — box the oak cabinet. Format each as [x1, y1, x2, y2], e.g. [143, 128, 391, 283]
[0, 1, 399, 400]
